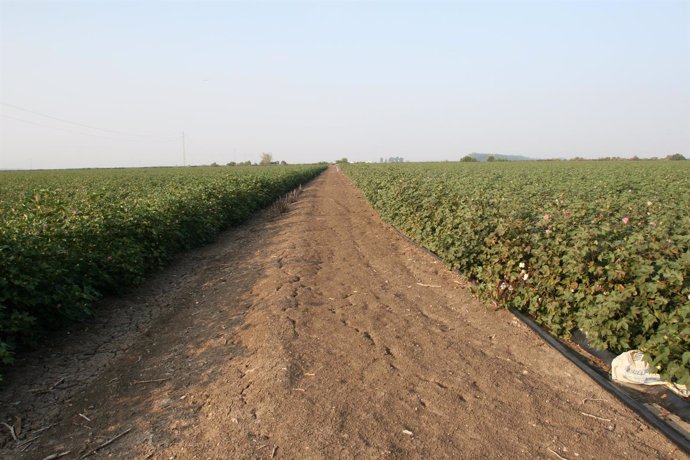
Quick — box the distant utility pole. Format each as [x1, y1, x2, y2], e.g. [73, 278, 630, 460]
[182, 131, 187, 166]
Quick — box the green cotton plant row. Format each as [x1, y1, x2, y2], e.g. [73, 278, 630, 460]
[344, 161, 690, 386]
[0, 165, 326, 375]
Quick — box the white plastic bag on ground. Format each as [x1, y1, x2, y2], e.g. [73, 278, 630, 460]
[611, 350, 689, 397]
[611, 350, 665, 385]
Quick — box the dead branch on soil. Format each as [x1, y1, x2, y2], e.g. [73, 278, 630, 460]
[580, 412, 611, 422]
[271, 446, 278, 458]
[1, 422, 18, 441]
[78, 413, 92, 422]
[547, 448, 568, 460]
[14, 423, 56, 450]
[41, 451, 71, 460]
[132, 378, 170, 385]
[79, 427, 132, 458]
[18, 433, 44, 449]
[416, 283, 441, 288]
[581, 398, 607, 405]
[20, 439, 38, 452]
[29, 377, 65, 394]
[24, 424, 55, 439]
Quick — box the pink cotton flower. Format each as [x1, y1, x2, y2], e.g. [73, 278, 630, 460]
[622, 217, 629, 224]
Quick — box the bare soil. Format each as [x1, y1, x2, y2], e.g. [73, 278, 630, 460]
[0, 167, 686, 459]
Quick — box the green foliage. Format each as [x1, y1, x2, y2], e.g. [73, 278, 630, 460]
[667, 153, 686, 161]
[344, 161, 690, 385]
[0, 165, 325, 376]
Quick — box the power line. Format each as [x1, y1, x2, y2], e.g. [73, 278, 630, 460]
[1, 114, 177, 143]
[1, 102, 179, 139]
[1, 114, 132, 140]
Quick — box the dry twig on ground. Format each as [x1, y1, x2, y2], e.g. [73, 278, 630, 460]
[1, 422, 17, 441]
[547, 448, 569, 460]
[580, 412, 611, 422]
[41, 451, 71, 460]
[133, 378, 169, 385]
[80, 427, 132, 459]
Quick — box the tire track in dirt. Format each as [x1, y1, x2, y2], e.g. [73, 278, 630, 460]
[1, 167, 685, 459]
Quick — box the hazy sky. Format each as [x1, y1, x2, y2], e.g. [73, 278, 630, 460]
[1, 0, 689, 169]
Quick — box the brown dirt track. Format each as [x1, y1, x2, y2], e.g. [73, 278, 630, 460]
[0, 167, 685, 459]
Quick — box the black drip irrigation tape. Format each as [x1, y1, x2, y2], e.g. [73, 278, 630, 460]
[510, 309, 690, 453]
[387, 224, 690, 454]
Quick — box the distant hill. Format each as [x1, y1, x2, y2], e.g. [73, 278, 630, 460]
[468, 153, 533, 162]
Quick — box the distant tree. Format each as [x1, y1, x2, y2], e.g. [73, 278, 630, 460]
[460, 155, 478, 162]
[630, 156, 640, 161]
[239, 160, 252, 166]
[210, 162, 220, 167]
[336, 157, 349, 164]
[380, 157, 384, 163]
[226, 161, 237, 166]
[487, 155, 496, 162]
[260, 152, 273, 165]
[280, 160, 288, 165]
[667, 153, 686, 161]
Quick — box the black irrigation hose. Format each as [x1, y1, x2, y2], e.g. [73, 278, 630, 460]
[387, 224, 690, 454]
[510, 308, 690, 454]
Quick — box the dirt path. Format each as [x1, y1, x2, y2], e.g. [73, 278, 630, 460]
[1, 167, 685, 459]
